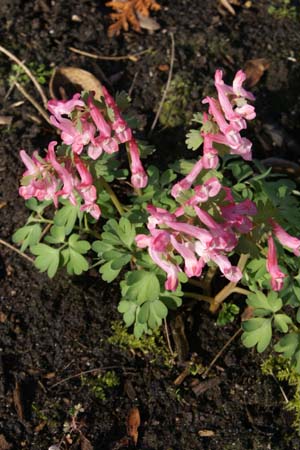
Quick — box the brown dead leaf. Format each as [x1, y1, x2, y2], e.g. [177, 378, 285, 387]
[80, 434, 94, 450]
[244, 58, 270, 88]
[0, 434, 12, 450]
[127, 407, 141, 446]
[241, 306, 254, 321]
[49, 67, 103, 101]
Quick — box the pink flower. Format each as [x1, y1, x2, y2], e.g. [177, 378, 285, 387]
[127, 139, 148, 188]
[171, 158, 203, 198]
[88, 95, 111, 137]
[47, 141, 76, 205]
[19, 150, 59, 204]
[232, 70, 255, 101]
[266, 236, 286, 291]
[271, 221, 300, 256]
[50, 115, 95, 155]
[47, 94, 85, 116]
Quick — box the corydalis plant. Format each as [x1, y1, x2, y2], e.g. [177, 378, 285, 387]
[13, 70, 300, 371]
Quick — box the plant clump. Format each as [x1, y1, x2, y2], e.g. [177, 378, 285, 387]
[13, 68, 300, 374]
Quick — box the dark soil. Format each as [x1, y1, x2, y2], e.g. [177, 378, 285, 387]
[1, 1, 300, 449]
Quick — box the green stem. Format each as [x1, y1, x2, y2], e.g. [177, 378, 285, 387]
[99, 177, 125, 216]
[232, 287, 251, 297]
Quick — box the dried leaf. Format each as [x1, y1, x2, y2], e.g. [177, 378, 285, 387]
[49, 67, 103, 101]
[0, 434, 12, 450]
[241, 306, 254, 321]
[127, 407, 141, 446]
[244, 58, 270, 88]
[106, 0, 160, 37]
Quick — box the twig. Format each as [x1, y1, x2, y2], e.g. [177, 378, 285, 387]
[202, 328, 242, 379]
[0, 238, 35, 263]
[0, 44, 48, 107]
[50, 365, 122, 389]
[164, 318, 175, 356]
[15, 82, 52, 125]
[69, 46, 151, 61]
[149, 32, 175, 136]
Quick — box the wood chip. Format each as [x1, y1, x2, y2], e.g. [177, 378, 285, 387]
[198, 429, 215, 437]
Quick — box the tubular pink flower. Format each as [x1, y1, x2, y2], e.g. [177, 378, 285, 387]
[148, 246, 180, 291]
[266, 236, 286, 291]
[147, 205, 176, 229]
[194, 206, 237, 251]
[88, 96, 111, 138]
[47, 94, 85, 116]
[271, 221, 300, 256]
[127, 139, 148, 188]
[19, 150, 59, 204]
[47, 141, 76, 205]
[166, 221, 213, 247]
[214, 69, 242, 123]
[210, 252, 242, 282]
[232, 70, 255, 100]
[171, 158, 203, 198]
[170, 235, 202, 278]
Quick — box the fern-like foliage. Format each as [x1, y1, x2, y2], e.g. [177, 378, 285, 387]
[106, 0, 161, 37]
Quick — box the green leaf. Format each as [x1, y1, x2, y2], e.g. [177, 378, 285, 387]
[111, 255, 132, 270]
[242, 317, 272, 353]
[246, 291, 282, 314]
[44, 225, 66, 244]
[13, 224, 42, 251]
[275, 333, 300, 359]
[31, 243, 60, 278]
[185, 129, 203, 151]
[124, 271, 161, 304]
[117, 217, 136, 248]
[54, 203, 80, 235]
[61, 247, 89, 275]
[100, 260, 121, 282]
[68, 234, 91, 254]
[25, 198, 52, 214]
[274, 314, 292, 333]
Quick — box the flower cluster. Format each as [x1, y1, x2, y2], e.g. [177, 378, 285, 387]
[172, 69, 256, 198]
[19, 88, 148, 219]
[136, 177, 257, 291]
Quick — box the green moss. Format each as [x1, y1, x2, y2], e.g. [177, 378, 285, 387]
[159, 74, 192, 128]
[262, 355, 300, 433]
[268, 0, 298, 19]
[9, 62, 52, 86]
[81, 370, 120, 401]
[108, 320, 173, 366]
